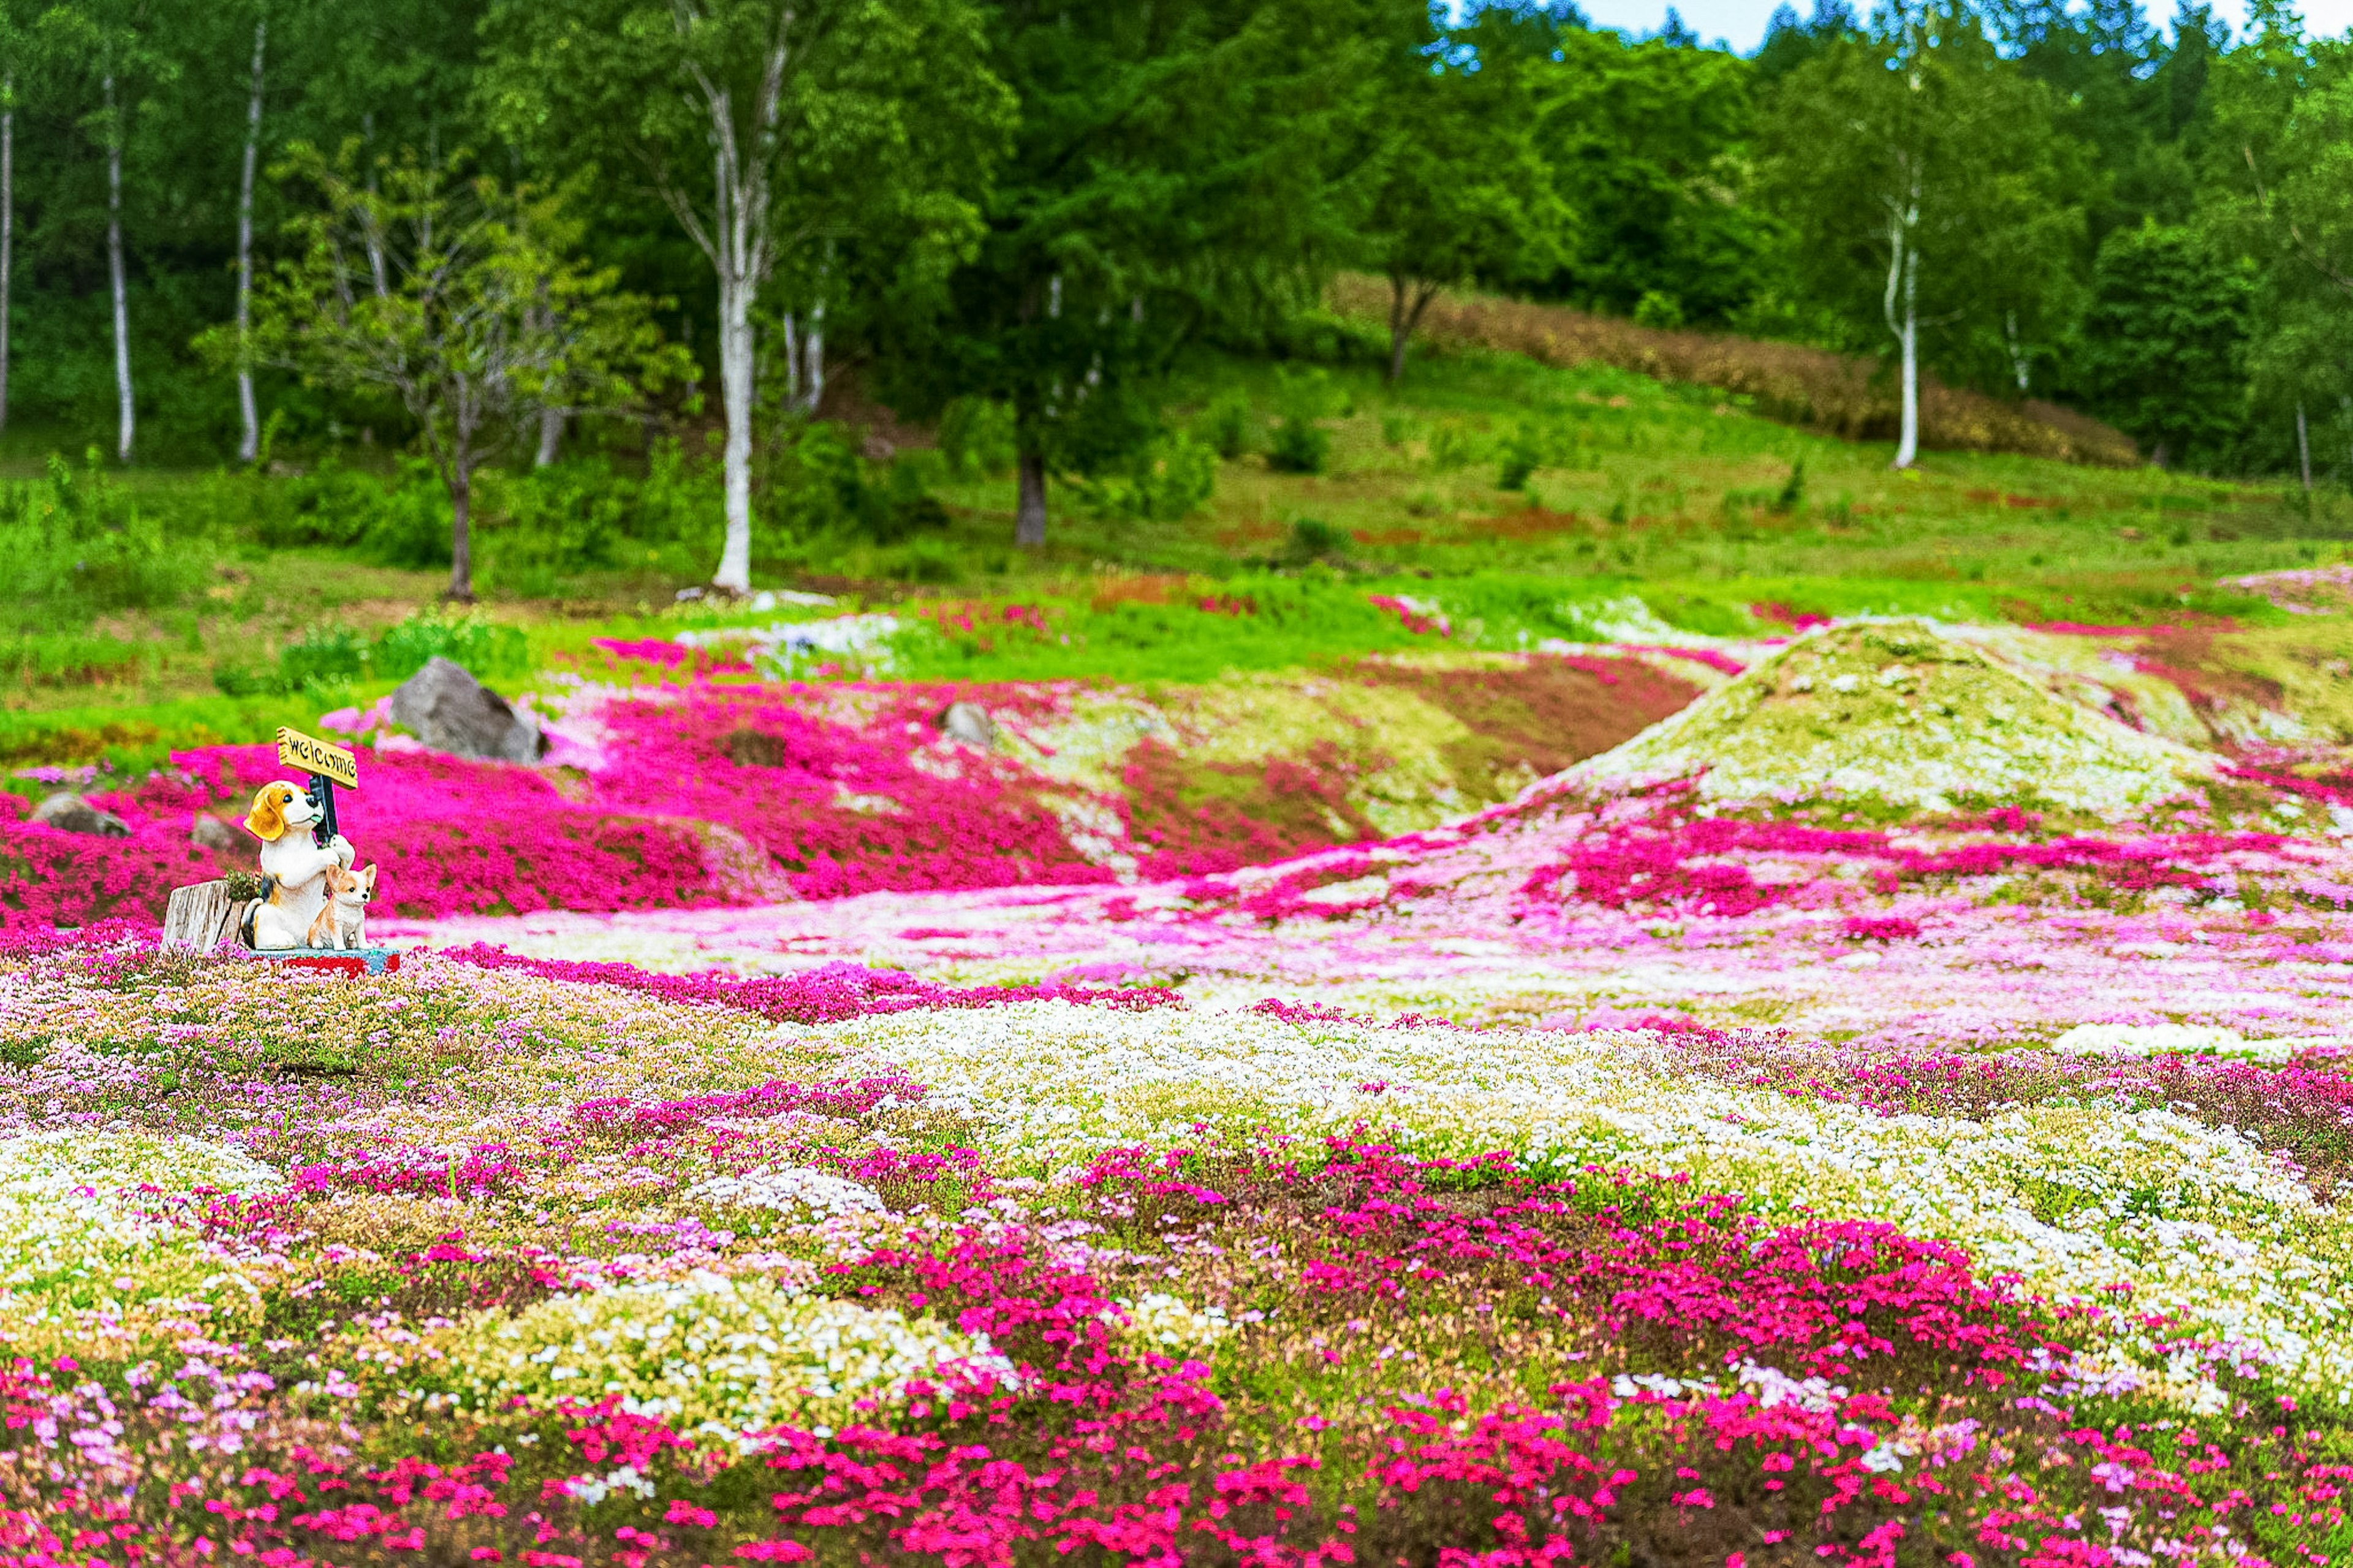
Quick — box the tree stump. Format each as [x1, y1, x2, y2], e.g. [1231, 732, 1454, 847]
[162, 881, 240, 954]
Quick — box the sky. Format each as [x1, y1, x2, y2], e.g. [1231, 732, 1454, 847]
[1579, 0, 2353, 50]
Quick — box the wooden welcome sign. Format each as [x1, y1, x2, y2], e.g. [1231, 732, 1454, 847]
[276, 725, 358, 788]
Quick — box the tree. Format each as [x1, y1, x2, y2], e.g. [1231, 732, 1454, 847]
[42, 0, 173, 463]
[236, 151, 681, 599]
[1536, 21, 1768, 326]
[1365, 5, 1567, 384]
[479, 0, 1011, 592]
[1759, 0, 2080, 467]
[0, 4, 20, 437]
[234, 1, 266, 462]
[884, 0, 1394, 547]
[2077, 221, 2251, 467]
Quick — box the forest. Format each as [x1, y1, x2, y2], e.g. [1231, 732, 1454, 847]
[2, 0, 2351, 593]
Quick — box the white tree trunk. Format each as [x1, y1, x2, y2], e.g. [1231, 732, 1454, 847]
[1, 74, 12, 435]
[1881, 184, 1919, 472]
[2298, 402, 2313, 494]
[104, 73, 134, 464]
[1894, 252, 1919, 470]
[798, 297, 824, 414]
[535, 405, 564, 467]
[235, 17, 265, 462]
[781, 311, 799, 407]
[2004, 310, 2029, 394]
[713, 273, 755, 591]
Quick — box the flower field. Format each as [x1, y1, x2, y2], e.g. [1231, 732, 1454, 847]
[2, 616, 2353, 1563]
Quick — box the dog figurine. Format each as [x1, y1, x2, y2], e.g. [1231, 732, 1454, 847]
[241, 782, 355, 950]
[306, 862, 376, 950]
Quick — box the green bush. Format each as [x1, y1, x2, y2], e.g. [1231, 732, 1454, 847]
[1498, 425, 1543, 491]
[1197, 390, 1256, 461]
[1267, 369, 1334, 475]
[373, 608, 529, 679]
[1081, 433, 1219, 523]
[213, 607, 529, 698]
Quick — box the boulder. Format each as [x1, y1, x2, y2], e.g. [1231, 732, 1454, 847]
[31, 792, 130, 837]
[936, 701, 998, 749]
[190, 814, 243, 853]
[388, 657, 544, 762]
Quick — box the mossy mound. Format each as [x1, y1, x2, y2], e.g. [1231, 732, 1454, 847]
[1570, 619, 2218, 813]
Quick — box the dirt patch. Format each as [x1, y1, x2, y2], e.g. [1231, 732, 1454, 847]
[1355, 653, 1700, 793]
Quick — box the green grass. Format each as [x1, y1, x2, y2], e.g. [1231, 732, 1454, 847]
[3, 332, 2349, 766]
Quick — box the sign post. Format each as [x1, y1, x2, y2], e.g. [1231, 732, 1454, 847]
[275, 725, 358, 847]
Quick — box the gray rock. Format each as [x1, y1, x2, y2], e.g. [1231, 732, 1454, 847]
[190, 814, 248, 855]
[388, 657, 545, 762]
[31, 792, 129, 837]
[936, 701, 998, 749]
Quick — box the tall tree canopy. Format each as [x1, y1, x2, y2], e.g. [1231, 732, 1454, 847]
[477, 0, 1010, 589]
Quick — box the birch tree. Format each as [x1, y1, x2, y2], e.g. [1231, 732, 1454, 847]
[480, 0, 1010, 592]
[42, 0, 172, 463]
[1760, 0, 2072, 467]
[230, 151, 682, 599]
[234, 4, 265, 462]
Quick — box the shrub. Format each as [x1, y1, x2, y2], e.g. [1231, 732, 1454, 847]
[1267, 369, 1335, 475]
[0, 452, 212, 631]
[1197, 390, 1256, 460]
[1498, 423, 1544, 490]
[1082, 433, 1219, 523]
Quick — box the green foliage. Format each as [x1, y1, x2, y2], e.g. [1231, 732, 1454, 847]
[1542, 25, 1778, 327]
[214, 608, 529, 697]
[1365, 3, 1567, 382]
[0, 453, 212, 631]
[1774, 459, 1807, 513]
[1198, 392, 1257, 462]
[1080, 434, 1219, 525]
[1267, 371, 1336, 475]
[1759, 4, 2084, 393]
[2077, 224, 2253, 471]
[1497, 425, 1544, 491]
[938, 400, 1018, 479]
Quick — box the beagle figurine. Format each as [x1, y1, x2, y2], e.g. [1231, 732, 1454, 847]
[240, 781, 356, 950]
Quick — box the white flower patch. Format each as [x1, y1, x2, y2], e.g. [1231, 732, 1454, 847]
[417, 1270, 1015, 1447]
[683, 1167, 885, 1221]
[0, 1131, 285, 1328]
[830, 1001, 2353, 1409]
[2050, 1023, 2288, 1059]
[1113, 1292, 1230, 1356]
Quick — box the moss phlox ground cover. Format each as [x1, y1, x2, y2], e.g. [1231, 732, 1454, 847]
[0, 945, 2342, 1562]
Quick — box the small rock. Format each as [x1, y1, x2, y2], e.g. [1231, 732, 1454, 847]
[31, 792, 129, 838]
[726, 727, 786, 768]
[387, 657, 545, 762]
[937, 702, 998, 749]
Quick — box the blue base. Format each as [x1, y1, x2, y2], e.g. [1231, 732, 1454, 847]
[242, 946, 403, 976]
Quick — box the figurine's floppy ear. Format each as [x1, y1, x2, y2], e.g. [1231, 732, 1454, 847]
[244, 785, 289, 843]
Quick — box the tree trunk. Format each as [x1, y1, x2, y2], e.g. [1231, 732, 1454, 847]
[799, 297, 824, 414]
[1387, 276, 1412, 385]
[235, 18, 266, 463]
[1, 75, 12, 434]
[104, 73, 134, 464]
[535, 405, 564, 468]
[1015, 446, 1047, 548]
[1894, 250, 1918, 470]
[2298, 402, 2313, 494]
[713, 273, 755, 592]
[447, 458, 474, 602]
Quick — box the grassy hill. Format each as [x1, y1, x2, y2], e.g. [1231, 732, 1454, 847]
[3, 309, 2351, 778]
